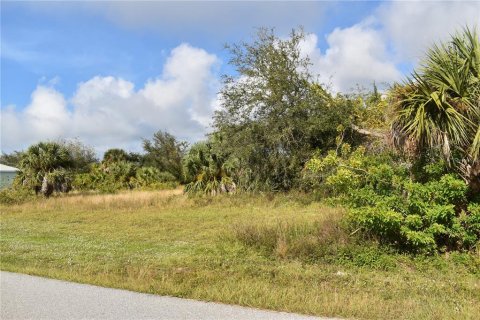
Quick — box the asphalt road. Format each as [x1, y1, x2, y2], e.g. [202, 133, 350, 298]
[0, 271, 332, 320]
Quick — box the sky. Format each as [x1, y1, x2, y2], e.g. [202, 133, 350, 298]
[1, 0, 479, 154]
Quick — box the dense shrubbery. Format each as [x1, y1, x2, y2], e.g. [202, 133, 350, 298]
[1, 137, 181, 201]
[73, 162, 177, 193]
[0, 186, 36, 205]
[15, 142, 75, 198]
[304, 144, 479, 253]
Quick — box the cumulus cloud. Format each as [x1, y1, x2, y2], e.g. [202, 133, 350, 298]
[1, 87, 70, 149]
[378, 0, 480, 61]
[300, 24, 402, 92]
[298, 1, 479, 92]
[1, 43, 220, 153]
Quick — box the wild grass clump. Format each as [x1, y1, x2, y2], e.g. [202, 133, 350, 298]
[233, 209, 399, 270]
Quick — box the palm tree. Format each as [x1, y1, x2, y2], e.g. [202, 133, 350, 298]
[183, 141, 236, 195]
[19, 142, 73, 197]
[391, 27, 480, 193]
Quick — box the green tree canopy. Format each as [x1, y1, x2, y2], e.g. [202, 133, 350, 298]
[103, 148, 130, 163]
[18, 142, 73, 196]
[213, 28, 353, 190]
[103, 148, 141, 164]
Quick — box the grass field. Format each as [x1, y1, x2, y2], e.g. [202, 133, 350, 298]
[1, 190, 479, 319]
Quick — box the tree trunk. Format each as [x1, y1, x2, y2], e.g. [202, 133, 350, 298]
[468, 162, 480, 197]
[41, 176, 53, 198]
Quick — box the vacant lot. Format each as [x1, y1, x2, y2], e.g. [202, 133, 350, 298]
[1, 190, 479, 319]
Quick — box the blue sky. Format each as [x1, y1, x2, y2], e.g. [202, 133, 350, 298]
[1, 1, 479, 153]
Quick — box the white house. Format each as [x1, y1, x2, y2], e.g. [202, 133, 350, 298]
[0, 164, 19, 189]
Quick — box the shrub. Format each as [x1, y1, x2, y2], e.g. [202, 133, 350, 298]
[72, 161, 136, 193]
[0, 187, 36, 205]
[132, 167, 177, 188]
[73, 162, 179, 193]
[304, 144, 480, 253]
[183, 141, 236, 196]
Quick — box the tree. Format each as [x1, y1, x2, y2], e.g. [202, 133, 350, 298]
[391, 27, 480, 193]
[142, 131, 187, 182]
[213, 28, 352, 190]
[18, 142, 73, 197]
[183, 140, 236, 195]
[103, 148, 131, 163]
[58, 138, 98, 173]
[0, 150, 24, 167]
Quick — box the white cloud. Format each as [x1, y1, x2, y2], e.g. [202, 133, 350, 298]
[1, 86, 70, 150]
[298, 1, 479, 92]
[140, 44, 219, 127]
[378, 1, 480, 61]
[300, 24, 402, 92]
[1, 44, 220, 153]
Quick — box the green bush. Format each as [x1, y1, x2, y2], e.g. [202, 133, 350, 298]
[73, 162, 178, 193]
[132, 167, 177, 188]
[0, 187, 36, 205]
[183, 141, 236, 195]
[72, 162, 134, 193]
[304, 145, 479, 253]
[352, 175, 477, 253]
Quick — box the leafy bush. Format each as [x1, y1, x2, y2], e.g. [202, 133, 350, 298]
[132, 167, 178, 190]
[304, 144, 479, 253]
[0, 186, 36, 205]
[17, 141, 74, 197]
[73, 161, 136, 193]
[73, 162, 178, 193]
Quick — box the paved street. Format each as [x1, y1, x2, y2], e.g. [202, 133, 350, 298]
[1, 271, 331, 320]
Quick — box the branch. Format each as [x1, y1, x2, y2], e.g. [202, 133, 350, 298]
[351, 124, 386, 139]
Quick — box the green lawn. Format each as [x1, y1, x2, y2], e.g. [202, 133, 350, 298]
[1, 190, 479, 319]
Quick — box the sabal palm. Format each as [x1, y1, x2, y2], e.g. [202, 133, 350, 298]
[19, 142, 72, 185]
[392, 27, 480, 187]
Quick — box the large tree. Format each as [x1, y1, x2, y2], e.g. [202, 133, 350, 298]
[213, 28, 352, 190]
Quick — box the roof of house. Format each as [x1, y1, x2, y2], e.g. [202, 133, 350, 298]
[0, 164, 19, 172]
